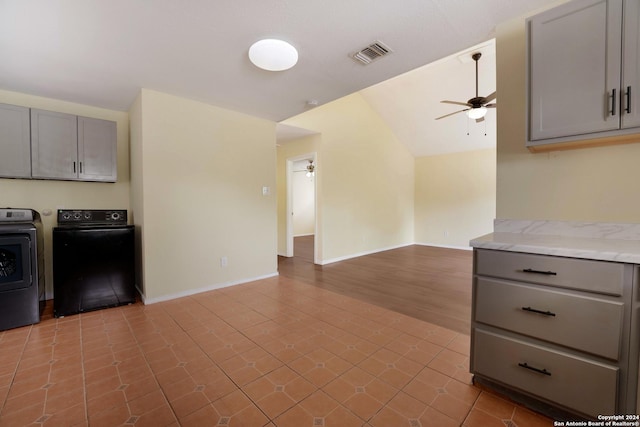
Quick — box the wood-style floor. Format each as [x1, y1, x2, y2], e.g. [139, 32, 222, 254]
[278, 236, 473, 335]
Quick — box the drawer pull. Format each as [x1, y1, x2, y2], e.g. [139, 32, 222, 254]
[518, 362, 552, 376]
[521, 306, 556, 317]
[522, 268, 557, 276]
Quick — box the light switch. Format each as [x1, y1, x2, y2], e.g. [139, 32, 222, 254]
[262, 186, 271, 196]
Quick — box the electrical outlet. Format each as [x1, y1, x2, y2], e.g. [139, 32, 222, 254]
[443, 230, 449, 237]
[220, 256, 228, 267]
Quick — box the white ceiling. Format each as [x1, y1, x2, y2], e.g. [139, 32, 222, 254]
[0, 0, 556, 126]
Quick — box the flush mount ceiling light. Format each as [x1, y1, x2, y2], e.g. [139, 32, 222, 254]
[249, 39, 298, 71]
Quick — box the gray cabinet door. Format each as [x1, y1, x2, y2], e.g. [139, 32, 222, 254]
[0, 103, 31, 178]
[528, 0, 622, 141]
[622, 0, 640, 129]
[78, 117, 117, 182]
[31, 109, 78, 180]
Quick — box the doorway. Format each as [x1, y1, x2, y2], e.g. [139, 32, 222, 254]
[286, 152, 318, 263]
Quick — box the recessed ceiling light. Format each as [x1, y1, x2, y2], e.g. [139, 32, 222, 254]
[248, 39, 298, 71]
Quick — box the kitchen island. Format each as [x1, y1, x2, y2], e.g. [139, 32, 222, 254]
[470, 219, 640, 420]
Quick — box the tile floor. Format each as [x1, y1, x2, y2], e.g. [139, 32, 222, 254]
[0, 276, 554, 426]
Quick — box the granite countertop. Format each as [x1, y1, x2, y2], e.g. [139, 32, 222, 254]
[470, 219, 640, 264]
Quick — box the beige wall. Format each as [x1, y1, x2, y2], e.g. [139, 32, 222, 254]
[495, 4, 640, 223]
[0, 89, 130, 299]
[415, 148, 496, 248]
[130, 89, 278, 302]
[283, 93, 414, 263]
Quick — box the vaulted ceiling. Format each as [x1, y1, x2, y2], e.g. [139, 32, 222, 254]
[278, 39, 497, 157]
[360, 40, 497, 156]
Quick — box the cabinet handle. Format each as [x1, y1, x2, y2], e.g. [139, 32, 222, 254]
[611, 88, 617, 116]
[518, 362, 551, 376]
[73, 161, 76, 173]
[522, 268, 557, 276]
[626, 86, 632, 114]
[521, 306, 556, 317]
[79, 162, 83, 174]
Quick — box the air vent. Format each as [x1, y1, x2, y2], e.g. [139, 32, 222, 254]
[352, 41, 392, 65]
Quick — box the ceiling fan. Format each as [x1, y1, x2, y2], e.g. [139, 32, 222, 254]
[435, 52, 496, 122]
[294, 160, 316, 177]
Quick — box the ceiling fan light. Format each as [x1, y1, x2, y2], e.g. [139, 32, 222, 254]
[466, 106, 487, 119]
[248, 39, 298, 71]
[306, 160, 315, 177]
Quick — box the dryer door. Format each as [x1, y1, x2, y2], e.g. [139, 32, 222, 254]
[0, 235, 32, 291]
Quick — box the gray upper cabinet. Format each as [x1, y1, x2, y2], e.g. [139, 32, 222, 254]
[527, 0, 640, 146]
[31, 109, 79, 180]
[622, 0, 640, 129]
[78, 117, 117, 182]
[30, 108, 117, 182]
[0, 103, 31, 178]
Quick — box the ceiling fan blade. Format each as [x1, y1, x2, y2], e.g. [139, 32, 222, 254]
[435, 108, 469, 120]
[485, 91, 497, 102]
[485, 103, 497, 108]
[441, 100, 470, 107]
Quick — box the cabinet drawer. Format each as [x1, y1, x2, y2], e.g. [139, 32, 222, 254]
[475, 249, 624, 295]
[475, 278, 623, 360]
[473, 329, 618, 417]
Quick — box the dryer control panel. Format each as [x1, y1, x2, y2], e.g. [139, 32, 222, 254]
[0, 209, 34, 222]
[57, 209, 127, 226]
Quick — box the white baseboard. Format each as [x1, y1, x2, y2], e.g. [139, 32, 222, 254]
[138, 244, 469, 304]
[282, 242, 470, 266]
[140, 272, 279, 305]
[414, 242, 472, 251]
[319, 242, 413, 265]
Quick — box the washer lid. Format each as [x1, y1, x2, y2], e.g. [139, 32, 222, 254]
[0, 209, 33, 222]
